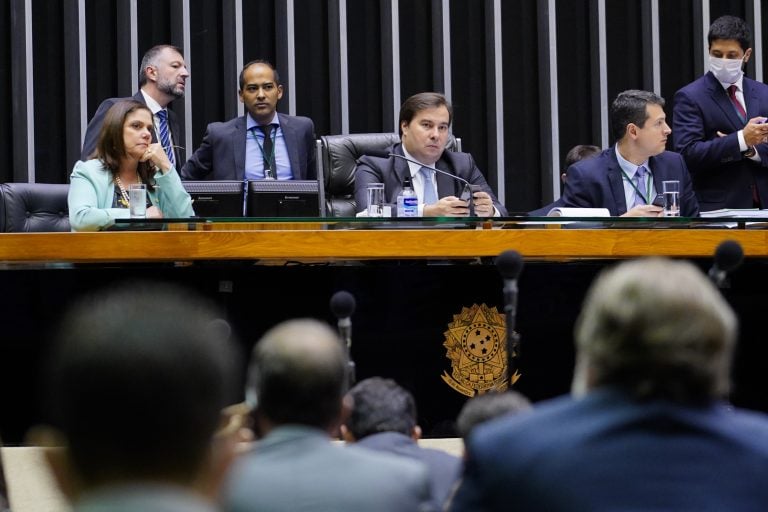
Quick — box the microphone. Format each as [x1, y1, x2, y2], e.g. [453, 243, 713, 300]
[388, 153, 478, 216]
[330, 290, 357, 385]
[708, 240, 744, 288]
[496, 250, 524, 383]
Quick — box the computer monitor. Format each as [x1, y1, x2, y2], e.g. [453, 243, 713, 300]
[246, 180, 324, 217]
[182, 180, 245, 218]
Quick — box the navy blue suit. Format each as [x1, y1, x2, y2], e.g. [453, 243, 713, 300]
[181, 113, 316, 180]
[81, 92, 183, 165]
[451, 388, 768, 511]
[673, 72, 768, 210]
[355, 143, 507, 215]
[560, 147, 699, 217]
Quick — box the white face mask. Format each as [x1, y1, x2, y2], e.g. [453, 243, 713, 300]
[709, 55, 745, 84]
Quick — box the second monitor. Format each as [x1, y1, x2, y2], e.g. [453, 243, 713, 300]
[247, 180, 323, 218]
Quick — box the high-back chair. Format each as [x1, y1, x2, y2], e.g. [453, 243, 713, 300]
[0, 183, 70, 232]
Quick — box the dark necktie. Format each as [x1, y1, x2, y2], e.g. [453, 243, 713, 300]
[156, 109, 175, 166]
[728, 85, 747, 123]
[259, 124, 275, 179]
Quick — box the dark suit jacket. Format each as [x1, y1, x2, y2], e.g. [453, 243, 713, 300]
[180, 113, 316, 181]
[356, 432, 461, 511]
[451, 388, 768, 511]
[355, 143, 507, 215]
[560, 147, 699, 217]
[80, 91, 183, 165]
[673, 72, 768, 211]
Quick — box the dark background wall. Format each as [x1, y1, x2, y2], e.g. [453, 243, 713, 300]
[1, 0, 763, 211]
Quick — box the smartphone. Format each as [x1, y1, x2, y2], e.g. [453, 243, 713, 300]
[652, 193, 665, 207]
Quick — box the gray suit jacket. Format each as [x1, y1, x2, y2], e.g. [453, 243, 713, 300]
[223, 426, 433, 512]
[181, 113, 316, 181]
[354, 143, 507, 215]
[81, 91, 183, 165]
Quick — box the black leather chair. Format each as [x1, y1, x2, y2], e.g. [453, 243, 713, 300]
[319, 133, 460, 217]
[0, 183, 70, 232]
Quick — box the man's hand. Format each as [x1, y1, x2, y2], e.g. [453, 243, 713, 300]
[423, 196, 469, 217]
[621, 204, 663, 217]
[742, 117, 768, 147]
[472, 191, 495, 217]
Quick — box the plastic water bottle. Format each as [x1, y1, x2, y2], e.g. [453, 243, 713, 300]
[397, 176, 418, 217]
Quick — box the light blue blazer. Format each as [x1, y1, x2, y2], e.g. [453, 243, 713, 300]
[68, 159, 195, 231]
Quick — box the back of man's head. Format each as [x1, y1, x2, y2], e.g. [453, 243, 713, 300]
[573, 257, 737, 403]
[247, 319, 348, 431]
[345, 377, 416, 439]
[455, 391, 532, 440]
[43, 281, 237, 489]
[708, 15, 751, 51]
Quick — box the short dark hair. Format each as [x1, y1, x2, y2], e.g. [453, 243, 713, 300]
[345, 377, 416, 439]
[564, 144, 601, 171]
[239, 60, 282, 91]
[248, 319, 348, 429]
[43, 282, 238, 487]
[399, 92, 453, 133]
[455, 391, 532, 439]
[94, 99, 157, 190]
[139, 45, 184, 86]
[708, 15, 752, 52]
[609, 90, 665, 142]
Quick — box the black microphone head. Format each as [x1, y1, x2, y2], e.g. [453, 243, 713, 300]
[330, 290, 356, 319]
[496, 250, 524, 280]
[714, 240, 744, 272]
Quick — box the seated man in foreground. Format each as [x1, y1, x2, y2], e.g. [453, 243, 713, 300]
[354, 92, 506, 217]
[451, 257, 768, 510]
[561, 89, 699, 217]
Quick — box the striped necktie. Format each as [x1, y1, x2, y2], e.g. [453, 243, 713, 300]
[156, 109, 175, 166]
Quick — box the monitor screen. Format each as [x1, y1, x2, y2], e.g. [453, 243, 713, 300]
[246, 180, 323, 218]
[182, 180, 245, 217]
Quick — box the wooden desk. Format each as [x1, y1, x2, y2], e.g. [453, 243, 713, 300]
[0, 228, 764, 263]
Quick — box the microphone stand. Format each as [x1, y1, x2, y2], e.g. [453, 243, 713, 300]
[389, 153, 477, 216]
[503, 277, 521, 381]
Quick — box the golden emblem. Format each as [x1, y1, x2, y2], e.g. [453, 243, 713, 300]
[441, 304, 521, 397]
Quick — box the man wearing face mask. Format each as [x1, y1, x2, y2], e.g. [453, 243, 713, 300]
[673, 15, 768, 212]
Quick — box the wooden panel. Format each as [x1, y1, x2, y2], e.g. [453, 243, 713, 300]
[0, 229, 764, 263]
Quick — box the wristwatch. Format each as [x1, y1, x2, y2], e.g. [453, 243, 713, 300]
[743, 146, 757, 158]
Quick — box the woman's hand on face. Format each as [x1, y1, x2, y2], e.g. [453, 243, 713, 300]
[140, 143, 172, 173]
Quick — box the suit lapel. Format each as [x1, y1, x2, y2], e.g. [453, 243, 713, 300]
[743, 78, 762, 120]
[606, 150, 628, 215]
[392, 145, 410, 198]
[233, 116, 247, 180]
[705, 73, 746, 129]
[278, 114, 302, 179]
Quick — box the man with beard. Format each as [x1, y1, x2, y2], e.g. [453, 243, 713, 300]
[181, 60, 316, 181]
[81, 45, 189, 168]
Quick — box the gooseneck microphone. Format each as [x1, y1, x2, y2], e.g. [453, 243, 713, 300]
[330, 290, 357, 385]
[388, 153, 477, 216]
[496, 250, 524, 383]
[708, 240, 744, 288]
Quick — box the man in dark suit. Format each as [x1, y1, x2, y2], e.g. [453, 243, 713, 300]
[181, 61, 316, 181]
[355, 92, 506, 217]
[223, 319, 432, 512]
[528, 144, 600, 216]
[81, 45, 188, 166]
[561, 89, 699, 217]
[674, 15, 768, 212]
[341, 377, 461, 511]
[451, 257, 768, 511]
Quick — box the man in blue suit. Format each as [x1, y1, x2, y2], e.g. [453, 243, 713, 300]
[560, 90, 698, 217]
[674, 15, 768, 211]
[81, 45, 188, 166]
[451, 257, 768, 511]
[182, 61, 316, 181]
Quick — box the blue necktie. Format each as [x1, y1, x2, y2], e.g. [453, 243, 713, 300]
[420, 167, 438, 205]
[632, 165, 649, 208]
[156, 109, 175, 167]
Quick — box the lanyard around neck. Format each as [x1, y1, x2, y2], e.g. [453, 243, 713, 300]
[251, 126, 277, 171]
[620, 168, 653, 205]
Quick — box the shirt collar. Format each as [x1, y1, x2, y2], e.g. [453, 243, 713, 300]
[401, 145, 430, 178]
[614, 145, 649, 178]
[716, 74, 745, 92]
[140, 90, 164, 115]
[246, 112, 280, 130]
